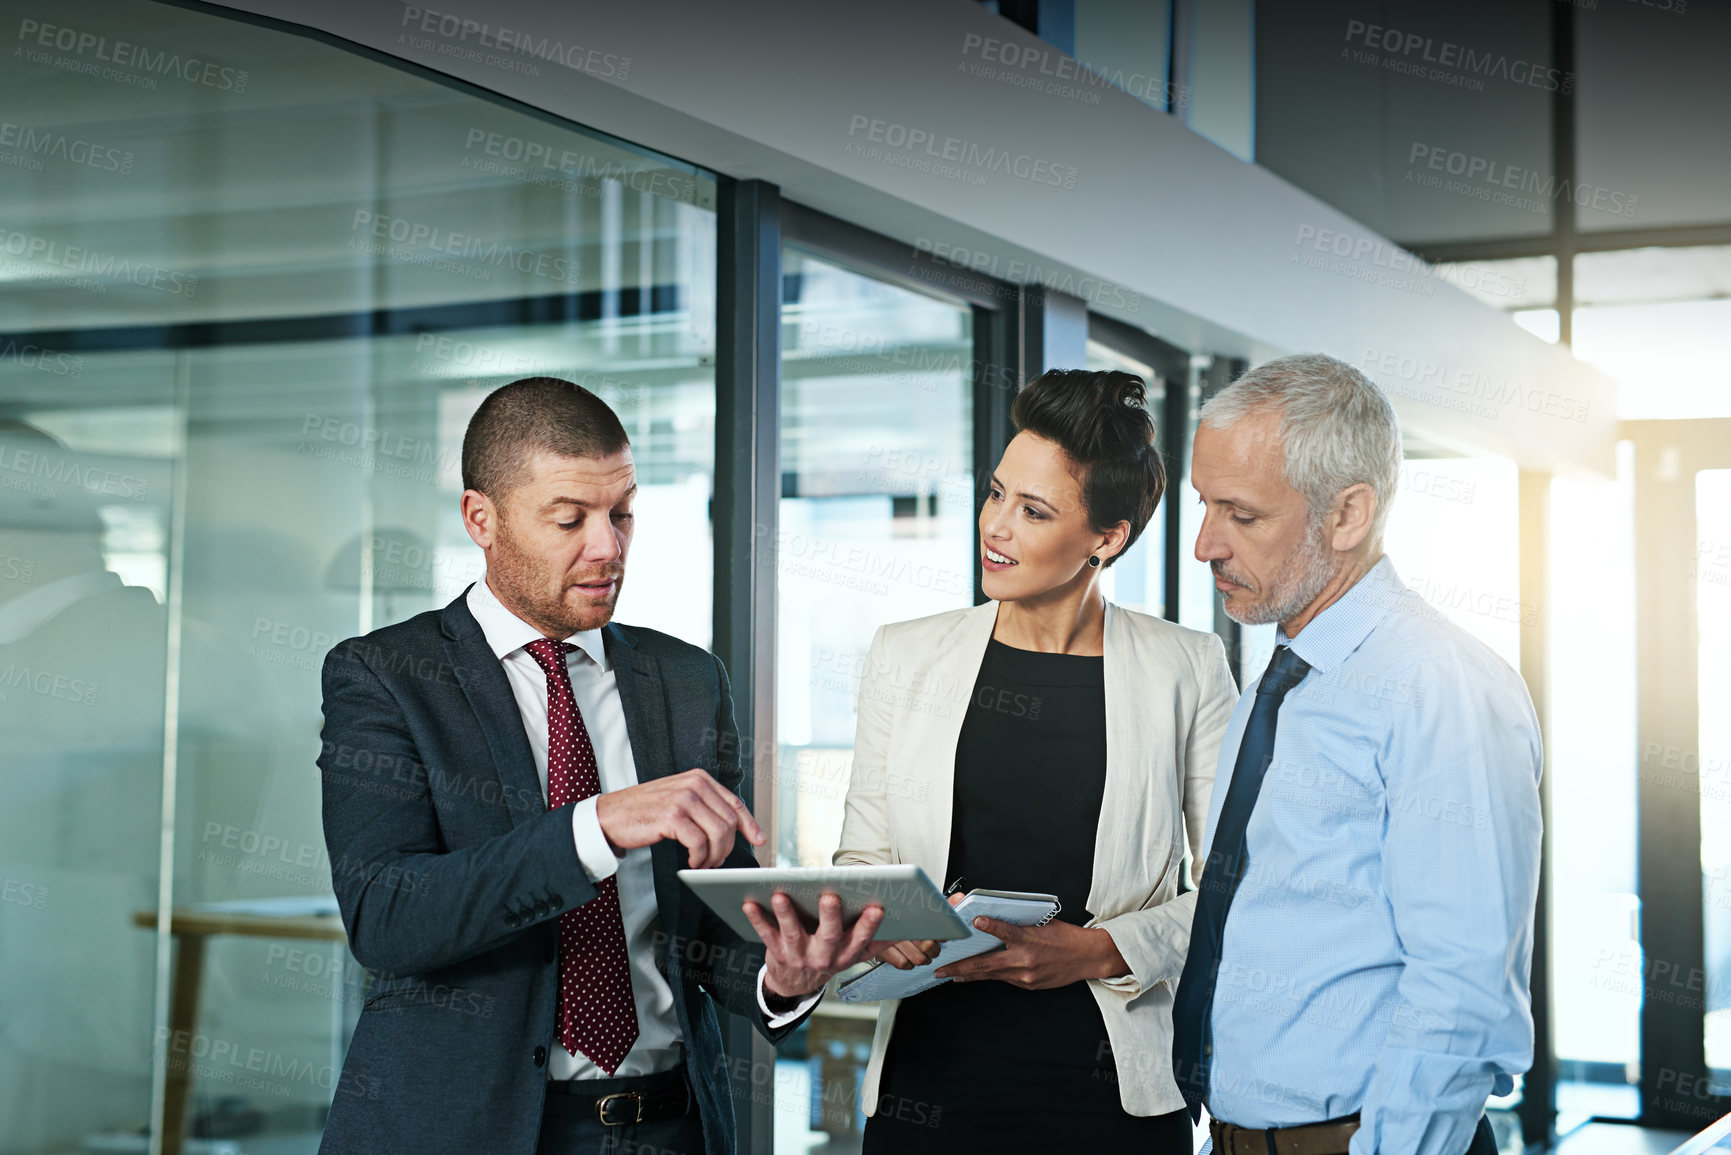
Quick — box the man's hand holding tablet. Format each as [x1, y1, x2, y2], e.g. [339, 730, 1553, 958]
[678, 864, 972, 1000]
[597, 772, 881, 999]
[746, 891, 888, 1000]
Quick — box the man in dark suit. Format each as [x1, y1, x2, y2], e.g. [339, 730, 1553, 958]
[317, 378, 881, 1155]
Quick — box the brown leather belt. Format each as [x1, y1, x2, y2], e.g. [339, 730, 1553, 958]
[1210, 1113, 1361, 1155]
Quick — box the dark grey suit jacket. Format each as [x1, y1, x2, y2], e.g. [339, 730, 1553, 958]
[315, 591, 796, 1155]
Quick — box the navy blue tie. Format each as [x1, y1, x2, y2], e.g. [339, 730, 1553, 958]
[1172, 643, 1312, 1121]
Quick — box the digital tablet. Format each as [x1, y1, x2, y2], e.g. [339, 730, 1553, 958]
[676, 865, 969, 944]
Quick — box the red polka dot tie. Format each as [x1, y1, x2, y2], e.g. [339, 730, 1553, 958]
[524, 638, 638, 1075]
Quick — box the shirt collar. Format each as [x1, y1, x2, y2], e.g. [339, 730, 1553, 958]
[1276, 555, 1408, 674]
[466, 578, 608, 671]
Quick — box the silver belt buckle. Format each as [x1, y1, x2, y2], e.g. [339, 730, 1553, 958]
[595, 1090, 644, 1126]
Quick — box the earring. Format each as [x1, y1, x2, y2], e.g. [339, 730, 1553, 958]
[1088, 555, 1101, 568]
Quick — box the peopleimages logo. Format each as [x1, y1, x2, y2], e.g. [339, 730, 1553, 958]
[0, 227, 198, 298]
[959, 32, 1191, 110]
[1407, 143, 1639, 220]
[0, 121, 133, 174]
[0, 439, 153, 498]
[16, 18, 250, 92]
[1292, 224, 1534, 304]
[398, 6, 630, 82]
[914, 237, 1142, 311]
[1341, 19, 1572, 93]
[1359, 346, 1591, 425]
[0, 339, 82, 378]
[348, 210, 580, 285]
[460, 130, 696, 203]
[845, 115, 1079, 189]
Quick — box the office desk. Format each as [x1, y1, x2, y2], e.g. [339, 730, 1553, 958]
[132, 904, 346, 1155]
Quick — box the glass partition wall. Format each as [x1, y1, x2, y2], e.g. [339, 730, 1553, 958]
[0, 2, 715, 1151]
[770, 246, 978, 1150]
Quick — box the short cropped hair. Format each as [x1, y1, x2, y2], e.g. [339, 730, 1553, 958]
[1199, 353, 1402, 542]
[461, 377, 631, 499]
[1010, 368, 1166, 567]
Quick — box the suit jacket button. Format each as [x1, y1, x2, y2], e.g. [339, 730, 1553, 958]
[533, 902, 550, 919]
[548, 894, 562, 908]
[533, 1046, 547, 1068]
[505, 911, 521, 928]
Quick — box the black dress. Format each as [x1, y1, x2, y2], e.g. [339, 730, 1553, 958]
[861, 639, 1192, 1154]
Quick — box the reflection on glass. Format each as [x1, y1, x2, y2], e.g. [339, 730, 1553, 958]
[773, 248, 974, 1150]
[0, 0, 714, 1148]
[0, 415, 173, 1147]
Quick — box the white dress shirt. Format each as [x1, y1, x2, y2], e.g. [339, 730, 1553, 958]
[465, 580, 814, 1081]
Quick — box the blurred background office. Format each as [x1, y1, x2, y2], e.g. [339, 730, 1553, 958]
[0, 0, 1725, 1152]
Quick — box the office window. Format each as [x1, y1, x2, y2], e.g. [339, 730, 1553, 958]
[1431, 257, 1559, 314]
[1574, 247, 1731, 422]
[775, 248, 976, 867]
[1083, 339, 1167, 618]
[1550, 448, 1642, 1124]
[0, 2, 715, 1150]
[1383, 455, 1522, 669]
[1071, 0, 1177, 112]
[1700, 470, 1731, 1083]
[1185, 0, 1255, 161]
[772, 246, 975, 1148]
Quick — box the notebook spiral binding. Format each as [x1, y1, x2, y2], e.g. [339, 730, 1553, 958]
[1033, 901, 1061, 928]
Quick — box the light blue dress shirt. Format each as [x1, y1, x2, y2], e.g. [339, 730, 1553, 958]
[1199, 556, 1542, 1155]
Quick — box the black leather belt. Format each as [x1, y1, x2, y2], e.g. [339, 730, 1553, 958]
[543, 1068, 692, 1126]
[1210, 1113, 1361, 1155]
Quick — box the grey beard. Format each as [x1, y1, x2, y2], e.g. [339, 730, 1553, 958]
[1223, 524, 1336, 626]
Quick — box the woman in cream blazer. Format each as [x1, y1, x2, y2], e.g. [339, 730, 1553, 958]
[835, 369, 1237, 1153]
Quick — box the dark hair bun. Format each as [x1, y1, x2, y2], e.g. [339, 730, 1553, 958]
[1105, 372, 1148, 412]
[1007, 369, 1165, 567]
[1014, 368, 1157, 457]
[1097, 371, 1155, 447]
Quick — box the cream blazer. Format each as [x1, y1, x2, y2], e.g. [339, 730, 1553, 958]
[833, 599, 1239, 1117]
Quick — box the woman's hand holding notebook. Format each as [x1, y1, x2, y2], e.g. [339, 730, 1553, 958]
[836, 889, 1060, 1003]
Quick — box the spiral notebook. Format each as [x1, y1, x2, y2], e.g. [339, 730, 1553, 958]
[835, 888, 1060, 1003]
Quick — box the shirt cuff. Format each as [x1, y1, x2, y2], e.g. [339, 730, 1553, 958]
[757, 965, 823, 1027]
[571, 796, 623, 884]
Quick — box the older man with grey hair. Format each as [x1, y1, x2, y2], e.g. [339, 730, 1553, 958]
[1171, 353, 1541, 1155]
